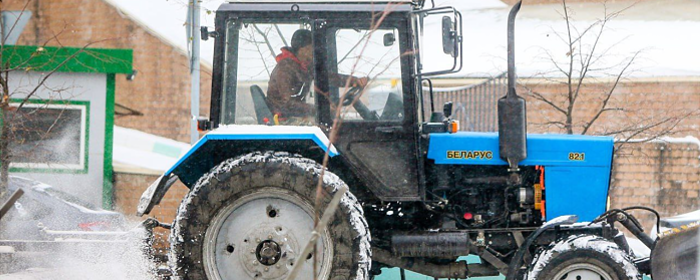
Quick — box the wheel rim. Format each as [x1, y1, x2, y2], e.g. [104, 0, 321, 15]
[203, 188, 333, 280]
[552, 263, 615, 280]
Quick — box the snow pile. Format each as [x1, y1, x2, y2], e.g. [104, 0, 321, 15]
[0, 221, 156, 280]
[1, 174, 158, 279]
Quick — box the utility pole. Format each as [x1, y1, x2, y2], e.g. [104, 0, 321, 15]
[187, 0, 201, 145]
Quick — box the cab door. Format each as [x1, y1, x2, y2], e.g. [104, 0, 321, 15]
[315, 18, 422, 201]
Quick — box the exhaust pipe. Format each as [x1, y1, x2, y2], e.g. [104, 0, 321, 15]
[498, 0, 527, 172]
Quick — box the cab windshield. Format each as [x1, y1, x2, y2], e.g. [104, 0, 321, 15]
[220, 19, 405, 126]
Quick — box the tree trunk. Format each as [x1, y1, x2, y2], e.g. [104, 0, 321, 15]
[0, 104, 10, 197]
[0, 71, 10, 197]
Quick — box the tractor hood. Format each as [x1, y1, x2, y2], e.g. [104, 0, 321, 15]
[427, 132, 613, 167]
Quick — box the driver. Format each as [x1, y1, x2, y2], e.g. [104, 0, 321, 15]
[267, 29, 368, 123]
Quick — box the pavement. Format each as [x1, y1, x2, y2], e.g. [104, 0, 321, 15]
[0, 265, 153, 280]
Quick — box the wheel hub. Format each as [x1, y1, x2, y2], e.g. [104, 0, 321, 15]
[203, 190, 333, 280]
[256, 240, 282, 265]
[554, 263, 614, 280]
[238, 221, 298, 279]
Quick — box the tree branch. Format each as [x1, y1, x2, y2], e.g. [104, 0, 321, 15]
[580, 50, 640, 135]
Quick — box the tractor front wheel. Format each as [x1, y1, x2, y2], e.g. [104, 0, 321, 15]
[524, 235, 641, 280]
[169, 152, 371, 280]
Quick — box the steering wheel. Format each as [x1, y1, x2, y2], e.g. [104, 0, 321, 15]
[340, 86, 379, 121]
[341, 86, 363, 106]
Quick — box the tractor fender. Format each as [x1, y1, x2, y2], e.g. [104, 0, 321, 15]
[136, 125, 338, 216]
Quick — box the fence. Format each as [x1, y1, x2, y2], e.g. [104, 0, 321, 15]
[423, 73, 507, 132]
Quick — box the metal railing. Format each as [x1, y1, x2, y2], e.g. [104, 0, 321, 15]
[424, 72, 507, 132]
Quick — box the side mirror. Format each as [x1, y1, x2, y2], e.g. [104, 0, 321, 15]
[442, 16, 457, 57]
[383, 32, 395, 47]
[200, 26, 209, 41]
[443, 101, 453, 119]
[200, 26, 218, 41]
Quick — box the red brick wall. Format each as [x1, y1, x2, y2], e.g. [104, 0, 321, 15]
[520, 79, 700, 138]
[611, 141, 700, 230]
[6, 0, 212, 142]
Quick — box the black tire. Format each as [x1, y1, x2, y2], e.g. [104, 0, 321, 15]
[169, 151, 371, 280]
[524, 235, 641, 280]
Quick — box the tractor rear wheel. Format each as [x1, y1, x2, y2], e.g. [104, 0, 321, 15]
[169, 151, 371, 280]
[524, 235, 641, 280]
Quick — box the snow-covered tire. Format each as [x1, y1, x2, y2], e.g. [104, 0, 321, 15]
[525, 235, 641, 280]
[169, 151, 371, 280]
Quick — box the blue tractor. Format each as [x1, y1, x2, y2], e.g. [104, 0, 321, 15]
[137, 1, 681, 279]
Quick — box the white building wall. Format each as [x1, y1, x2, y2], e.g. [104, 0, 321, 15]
[7, 71, 107, 207]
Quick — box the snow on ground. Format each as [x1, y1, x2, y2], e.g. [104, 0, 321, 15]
[104, 0, 700, 78]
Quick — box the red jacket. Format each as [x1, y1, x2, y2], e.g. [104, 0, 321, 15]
[267, 48, 314, 118]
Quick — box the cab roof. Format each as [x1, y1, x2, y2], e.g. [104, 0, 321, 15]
[226, 0, 413, 2]
[220, 0, 415, 12]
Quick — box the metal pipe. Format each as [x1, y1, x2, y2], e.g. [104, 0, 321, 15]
[505, 215, 578, 280]
[617, 213, 656, 249]
[423, 78, 435, 112]
[392, 232, 470, 257]
[498, 0, 527, 172]
[507, 0, 522, 97]
[188, 0, 201, 144]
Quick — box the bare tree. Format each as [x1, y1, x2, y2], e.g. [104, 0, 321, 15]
[524, 0, 698, 146]
[0, 1, 109, 196]
[284, 3, 412, 279]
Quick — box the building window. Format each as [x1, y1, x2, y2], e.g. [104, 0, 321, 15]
[8, 100, 89, 173]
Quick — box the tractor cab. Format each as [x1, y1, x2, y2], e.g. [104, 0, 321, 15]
[206, 0, 462, 200]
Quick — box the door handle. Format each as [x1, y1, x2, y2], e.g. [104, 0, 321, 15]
[375, 126, 403, 134]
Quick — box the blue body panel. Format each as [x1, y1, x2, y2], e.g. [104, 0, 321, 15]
[427, 132, 614, 222]
[167, 132, 338, 175]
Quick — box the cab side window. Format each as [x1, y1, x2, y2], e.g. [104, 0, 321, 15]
[221, 21, 316, 125]
[330, 28, 404, 122]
